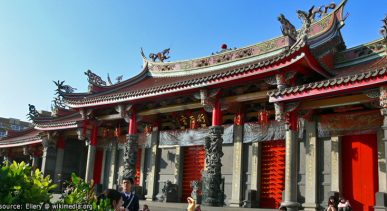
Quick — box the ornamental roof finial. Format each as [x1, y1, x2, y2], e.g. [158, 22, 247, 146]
[148, 48, 170, 62]
[278, 13, 297, 40]
[381, 15, 387, 40]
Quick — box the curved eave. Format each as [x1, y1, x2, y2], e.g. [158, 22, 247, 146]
[269, 67, 387, 103]
[33, 113, 82, 131]
[0, 130, 42, 149]
[143, 0, 347, 76]
[62, 63, 150, 99]
[334, 39, 386, 68]
[66, 46, 314, 108]
[0, 138, 42, 149]
[34, 121, 79, 131]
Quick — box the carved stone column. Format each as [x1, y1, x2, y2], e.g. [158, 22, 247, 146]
[107, 139, 118, 189]
[303, 120, 319, 211]
[100, 146, 108, 187]
[31, 156, 38, 168]
[174, 146, 184, 202]
[276, 73, 287, 91]
[201, 93, 225, 207]
[375, 86, 387, 211]
[122, 110, 138, 180]
[281, 111, 299, 211]
[85, 126, 98, 182]
[250, 142, 262, 207]
[329, 136, 341, 203]
[123, 134, 139, 179]
[139, 147, 146, 187]
[41, 137, 55, 176]
[230, 120, 244, 207]
[54, 136, 65, 188]
[203, 125, 224, 207]
[146, 126, 160, 201]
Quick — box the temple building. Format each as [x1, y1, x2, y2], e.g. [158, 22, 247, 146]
[1, 1, 387, 210]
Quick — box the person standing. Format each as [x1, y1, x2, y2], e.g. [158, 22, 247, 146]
[121, 177, 139, 211]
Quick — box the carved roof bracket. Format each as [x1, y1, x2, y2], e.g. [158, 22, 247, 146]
[274, 101, 300, 122]
[380, 86, 387, 108]
[115, 104, 133, 119]
[264, 71, 296, 88]
[285, 102, 300, 113]
[197, 89, 224, 112]
[364, 88, 380, 99]
[80, 108, 94, 120]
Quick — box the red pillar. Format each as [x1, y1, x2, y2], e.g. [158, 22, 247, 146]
[212, 98, 222, 126]
[90, 125, 98, 146]
[128, 109, 137, 135]
[287, 111, 298, 131]
[56, 136, 65, 149]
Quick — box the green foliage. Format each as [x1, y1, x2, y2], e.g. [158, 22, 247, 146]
[59, 172, 112, 210]
[0, 161, 57, 204]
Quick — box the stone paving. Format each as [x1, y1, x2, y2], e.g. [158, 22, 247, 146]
[139, 200, 277, 211]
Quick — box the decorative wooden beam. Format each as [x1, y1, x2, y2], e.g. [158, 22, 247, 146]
[299, 94, 372, 110]
[140, 90, 270, 116]
[93, 90, 270, 119]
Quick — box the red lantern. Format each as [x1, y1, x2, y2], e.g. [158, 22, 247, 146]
[144, 125, 152, 136]
[114, 126, 121, 137]
[258, 109, 269, 127]
[102, 128, 109, 138]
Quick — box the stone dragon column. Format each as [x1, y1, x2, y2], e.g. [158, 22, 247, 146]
[376, 85, 387, 211]
[122, 108, 139, 180]
[203, 94, 224, 207]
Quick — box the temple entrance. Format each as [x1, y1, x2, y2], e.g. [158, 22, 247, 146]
[342, 134, 378, 211]
[182, 146, 205, 202]
[259, 140, 285, 208]
[135, 149, 142, 185]
[93, 149, 104, 184]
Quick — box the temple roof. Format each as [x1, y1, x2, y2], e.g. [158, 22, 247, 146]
[32, 111, 81, 131]
[268, 56, 387, 102]
[0, 128, 41, 149]
[62, 1, 348, 108]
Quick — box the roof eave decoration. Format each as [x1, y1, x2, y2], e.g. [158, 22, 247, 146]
[32, 112, 82, 131]
[65, 47, 308, 108]
[268, 66, 387, 103]
[0, 129, 42, 149]
[141, 0, 347, 77]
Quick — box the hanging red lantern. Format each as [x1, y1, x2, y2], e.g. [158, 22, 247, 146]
[114, 126, 121, 137]
[102, 128, 109, 138]
[258, 109, 269, 127]
[144, 124, 152, 136]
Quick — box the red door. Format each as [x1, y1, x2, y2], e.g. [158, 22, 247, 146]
[259, 140, 286, 208]
[93, 149, 104, 184]
[135, 149, 142, 185]
[342, 134, 378, 211]
[182, 146, 205, 202]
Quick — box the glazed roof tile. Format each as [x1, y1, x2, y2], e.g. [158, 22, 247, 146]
[64, 43, 307, 107]
[0, 129, 41, 148]
[268, 57, 387, 98]
[60, 1, 347, 108]
[33, 112, 81, 130]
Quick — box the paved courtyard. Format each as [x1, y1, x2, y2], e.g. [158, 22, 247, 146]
[139, 201, 277, 211]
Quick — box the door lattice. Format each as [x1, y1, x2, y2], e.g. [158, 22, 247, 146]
[182, 146, 205, 202]
[135, 149, 142, 185]
[259, 140, 285, 208]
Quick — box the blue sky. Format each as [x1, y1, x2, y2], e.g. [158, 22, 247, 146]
[0, 0, 385, 122]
